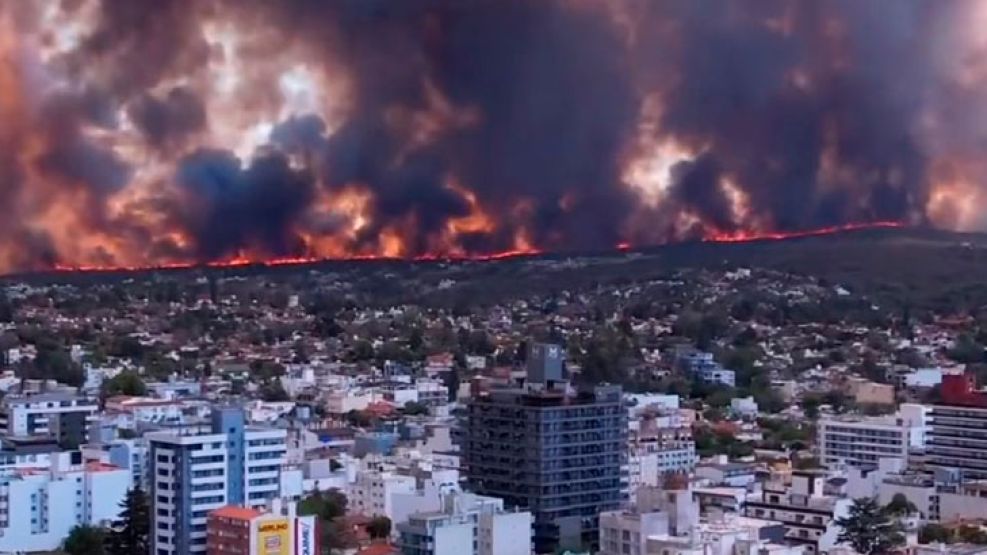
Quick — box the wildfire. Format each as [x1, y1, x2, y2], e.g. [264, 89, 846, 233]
[39, 221, 910, 275]
[702, 221, 905, 243]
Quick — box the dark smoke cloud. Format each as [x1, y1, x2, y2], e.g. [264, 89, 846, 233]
[632, 0, 936, 232]
[58, 0, 211, 100]
[0, 0, 984, 271]
[128, 87, 207, 149]
[175, 149, 315, 260]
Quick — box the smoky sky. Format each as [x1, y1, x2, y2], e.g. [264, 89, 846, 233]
[0, 0, 984, 271]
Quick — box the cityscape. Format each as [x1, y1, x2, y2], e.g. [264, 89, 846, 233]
[5, 0, 987, 554]
[0, 230, 983, 554]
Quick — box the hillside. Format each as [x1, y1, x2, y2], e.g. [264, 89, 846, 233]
[7, 227, 987, 314]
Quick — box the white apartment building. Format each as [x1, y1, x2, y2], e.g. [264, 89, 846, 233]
[325, 390, 375, 414]
[0, 452, 130, 553]
[599, 510, 670, 555]
[604, 485, 799, 555]
[346, 464, 417, 518]
[629, 414, 697, 489]
[0, 393, 98, 438]
[148, 408, 287, 555]
[847, 457, 987, 524]
[818, 404, 928, 469]
[645, 516, 804, 555]
[397, 492, 532, 555]
[104, 396, 185, 426]
[743, 472, 851, 554]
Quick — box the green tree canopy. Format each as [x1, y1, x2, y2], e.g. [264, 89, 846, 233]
[101, 371, 147, 398]
[106, 486, 150, 555]
[366, 516, 392, 539]
[884, 493, 917, 517]
[63, 524, 107, 555]
[836, 497, 904, 555]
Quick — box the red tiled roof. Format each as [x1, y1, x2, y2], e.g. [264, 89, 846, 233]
[209, 506, 261, 521]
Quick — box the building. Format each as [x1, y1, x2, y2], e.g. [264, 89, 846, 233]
[0, 436, 63, 471]
[845, 457, 987, 524]
[695, 457, 757, 488]
[926, 374, 987, 480]
[731, 396, 759, 418]
[206, 502, 319, 555]
[644, 516, 800, 555]
[598, 509, 669, 555]
[0, 393, 98, 444]
[148, 407, 288, 555]
[346, 458, 417, 518]
[628, 413, 696, 489]
[83, 437, 149, 490]
[396, 492, 532, 555]
[0, 452, 130, 553]
[847, 380, 896, 406]
[464, 343, 627, 552]
[817, 403, 928, 469]
[604, 485, 797, 555]
[674, 349, 735, 388]
[743, 471, 851, 554]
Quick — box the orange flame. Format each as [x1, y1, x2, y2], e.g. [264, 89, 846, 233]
[43, 221, 908, 275]
[703, 221, 905, 243]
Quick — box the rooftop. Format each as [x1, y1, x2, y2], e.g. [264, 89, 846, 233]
[209, 505, 261, 521]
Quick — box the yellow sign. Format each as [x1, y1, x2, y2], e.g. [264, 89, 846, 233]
[256, 518, 290, 555]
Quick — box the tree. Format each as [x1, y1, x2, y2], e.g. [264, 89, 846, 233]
[884, 493, 917, 517]
[918, 523, 952, 545]
[836, 497, 904, 555]
[403, 401, 429, 416]
[366, 516, 392, 539]
[63, 524, 107, 555]
[957, 525, 987, 545]
[349, 340, 375, 362]
[408, 327, 424, 351]
[298, 490, 348, 521]
[298, 490, 352, 551]
[800, 395, 821, 419]
[101, 371, 147, 398]
[106, 486, 150, 555]
[260, 380, 290, 402]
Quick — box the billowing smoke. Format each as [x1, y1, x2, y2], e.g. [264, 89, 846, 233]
[1, 0, 986, 272]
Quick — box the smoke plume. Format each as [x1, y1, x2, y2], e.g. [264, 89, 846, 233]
[1, 0, 986, 272]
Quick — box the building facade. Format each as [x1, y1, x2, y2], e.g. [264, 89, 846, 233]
[674, 349, 735, 388]
[926, 374, 987, 480]
[464, 344, 627, 553]
[206, 503, 318, 555]
[0, 393, 98, 443]
[149, 408, 288, 555]
[0, 452, 130, 553]
[396, 492, 532, 555]
[817, 403, 927, 469]
[742, 472, 851, 554]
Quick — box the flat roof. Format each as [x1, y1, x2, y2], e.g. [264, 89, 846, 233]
[210, 506, 261, 521]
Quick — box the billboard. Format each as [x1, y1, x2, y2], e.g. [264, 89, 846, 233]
[257, 518, 290, 555]
[294, 515, 319, 555]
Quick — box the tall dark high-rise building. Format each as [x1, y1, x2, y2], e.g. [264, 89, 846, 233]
[464, 343, 627, 553]
[926, 373, 987, 479]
